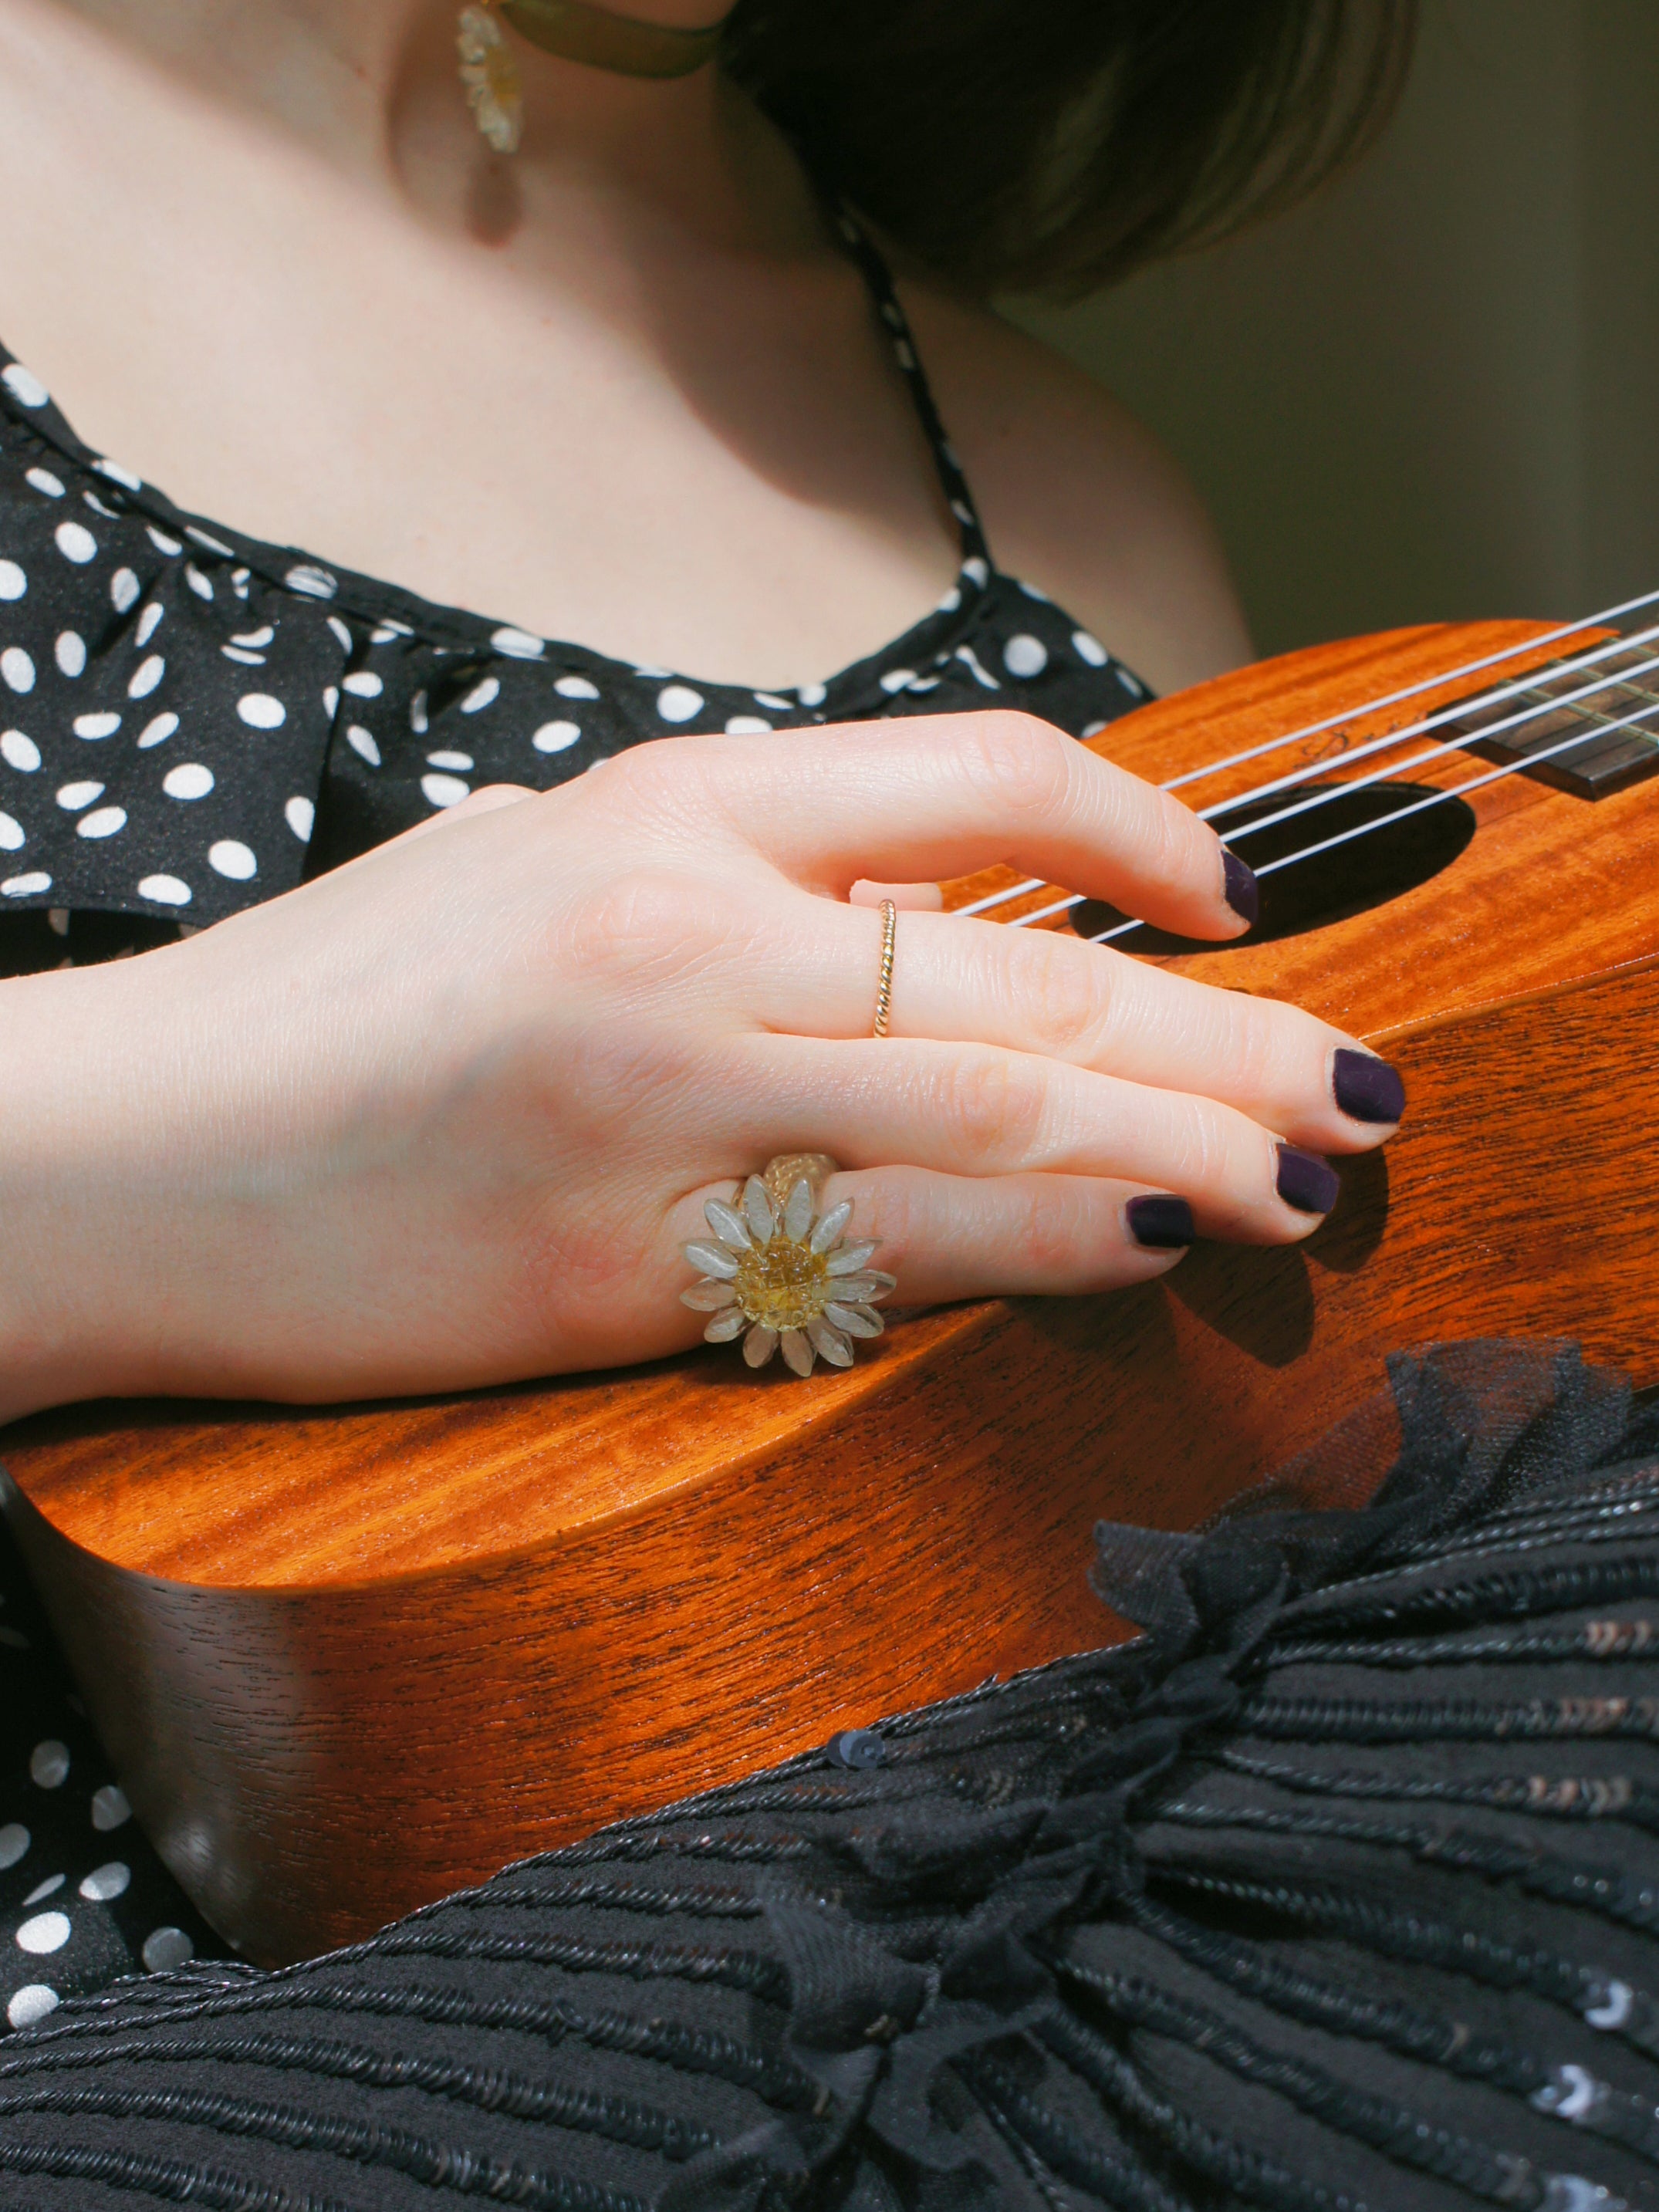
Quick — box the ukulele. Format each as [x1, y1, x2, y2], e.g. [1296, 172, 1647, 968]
[5, 612, 1659, 1966]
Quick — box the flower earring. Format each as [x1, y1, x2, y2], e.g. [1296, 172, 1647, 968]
[460, 0, 732, 141]
[458, 4, 524, 154]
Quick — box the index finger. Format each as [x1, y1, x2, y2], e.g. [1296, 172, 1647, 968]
[624, 712, 1255, 944]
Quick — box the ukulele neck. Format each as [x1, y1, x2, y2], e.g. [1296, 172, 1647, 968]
[1444, 640, 1659, 797]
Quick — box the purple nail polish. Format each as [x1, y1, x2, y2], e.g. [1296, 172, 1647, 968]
[1276, 1144, 1340, 1214]
[1222, 850, 1259, 927]
[1127, 1194, 1196, 1249]
[1333, 1047, 1406, 1126]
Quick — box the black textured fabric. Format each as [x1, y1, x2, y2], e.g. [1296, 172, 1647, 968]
[0, 203, 1147, 963]
[4, 1339, 1659, 2212]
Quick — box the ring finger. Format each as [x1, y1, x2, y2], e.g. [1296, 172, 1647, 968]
[674, 1163, 1196, 1319]
[723, 1033, 1343, 1244]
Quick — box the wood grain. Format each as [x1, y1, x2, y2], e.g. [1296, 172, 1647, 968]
[5, 620, 1658, 1964]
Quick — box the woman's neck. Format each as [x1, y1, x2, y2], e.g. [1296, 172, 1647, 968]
[30, 0, 785, 247]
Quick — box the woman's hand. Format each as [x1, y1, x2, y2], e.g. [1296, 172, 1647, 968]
[0, 713, 1402, 1417]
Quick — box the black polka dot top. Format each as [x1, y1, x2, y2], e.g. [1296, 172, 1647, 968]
[0, 211, 1152, 974]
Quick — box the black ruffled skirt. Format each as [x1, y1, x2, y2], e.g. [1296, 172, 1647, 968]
[3, 1339, 1658, 2212]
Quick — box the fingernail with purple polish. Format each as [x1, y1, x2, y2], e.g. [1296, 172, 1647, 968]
[1276, 1144, 1340, 1215]
[1222, 849, 1259, 927]
[1333, 1047, 1406, 1126]
[1127, 1194, 1196, 1250]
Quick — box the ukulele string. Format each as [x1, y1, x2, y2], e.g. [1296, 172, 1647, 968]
[955, 602, 1659, 924]
[1210, 635, 1659, 850]
[1161, 581, 1659, 791]
[1192, 623, 1659, 828]
[991, 632, 1659, 932]
[1079, 688, 1659, 944]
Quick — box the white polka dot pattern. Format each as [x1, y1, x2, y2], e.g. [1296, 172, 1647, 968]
[141, 1927, 194, 1972]
[16, 1910, 71, 1954]
[656, 683, 704, 724]
[90, 1785, 131, 1832]
[7, 1983, 58, 2028]
[209, 839, 257, 881]
[78, 1862, 131, 1903]
[2, 1527, 219, 2031]
[28, 1743, 68, 1790]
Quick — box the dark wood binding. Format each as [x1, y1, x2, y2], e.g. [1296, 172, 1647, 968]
[5, 620, 1659, 1964]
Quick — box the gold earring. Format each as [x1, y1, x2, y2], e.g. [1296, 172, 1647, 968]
[457, 3, 524, 154]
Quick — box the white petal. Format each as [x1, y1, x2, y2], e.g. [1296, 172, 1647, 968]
[782, 1177, 814, 1243]
[703, 1197, 752, 1251]
[807, 1317, 854, 1367]
[704, 1309, 748, 1342]
[681, 1282, 738, 1312]
[742, 1323, 779, 1367]
[826, 1241, 879, 1275]
[825, 1301, 884, 1339]
[809, 1201, 853, 1254]
[827, 1274, 894, 1303]
[780, 1328, 815, 1377]
[742, 1175, 775, 1245]
[682, 1240, 739, 1280]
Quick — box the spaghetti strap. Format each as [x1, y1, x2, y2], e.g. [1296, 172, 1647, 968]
[830, 204, 992, 575]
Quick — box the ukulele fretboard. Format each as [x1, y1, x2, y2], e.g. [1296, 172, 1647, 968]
[1444, 643, 1659, 798]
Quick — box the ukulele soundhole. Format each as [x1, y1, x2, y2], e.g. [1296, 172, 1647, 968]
[1069, 781, 1477, 951]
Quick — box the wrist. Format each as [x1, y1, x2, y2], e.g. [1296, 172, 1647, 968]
[0, 957, 163, 1424]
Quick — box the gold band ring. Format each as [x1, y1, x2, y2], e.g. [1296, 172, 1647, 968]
[873, 899, 897, 1038]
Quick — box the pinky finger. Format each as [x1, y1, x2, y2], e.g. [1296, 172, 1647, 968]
[808, 1164, 1194, 1308]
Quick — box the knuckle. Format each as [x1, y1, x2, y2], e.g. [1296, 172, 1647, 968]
[956, 711, 1076, 821]
[932, 1049, 1044, 1163]
[1218, 1002, 1284, 1097]
[562, 867, 709, 984]
[525, 1211, 644, 1308]
[1236, 1000, 1328, 1104]
[1010, 934, 1117, 1062]
[1090, 755, 1210, 890]
[1172, 1102, 1295, 1241]
[591, 738, 668, 809]
[1007, 1182, 1087, 1276]
[1168, 1098, 1241, 1204]
[1137, 787, 1212, 890]
[590, 735, 712, 830]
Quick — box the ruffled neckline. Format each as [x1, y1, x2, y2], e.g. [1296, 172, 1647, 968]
[0, 343, 1012, 724]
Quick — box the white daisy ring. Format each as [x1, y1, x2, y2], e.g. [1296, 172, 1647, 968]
[681, 1155, 897, 1378]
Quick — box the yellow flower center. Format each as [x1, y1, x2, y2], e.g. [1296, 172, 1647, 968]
[482, 43, 520, 106]
[733, 1240, 834, 1332]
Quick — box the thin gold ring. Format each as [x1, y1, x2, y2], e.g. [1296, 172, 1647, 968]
[873, 899, 897, 1038]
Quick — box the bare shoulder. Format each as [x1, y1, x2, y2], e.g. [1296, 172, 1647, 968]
[899, 283, 1254, 698]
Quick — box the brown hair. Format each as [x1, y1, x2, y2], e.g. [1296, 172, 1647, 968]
[723, 0, 1417, 299]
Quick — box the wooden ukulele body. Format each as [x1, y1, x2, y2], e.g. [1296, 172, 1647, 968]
[5, 620, 1658, 1965]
